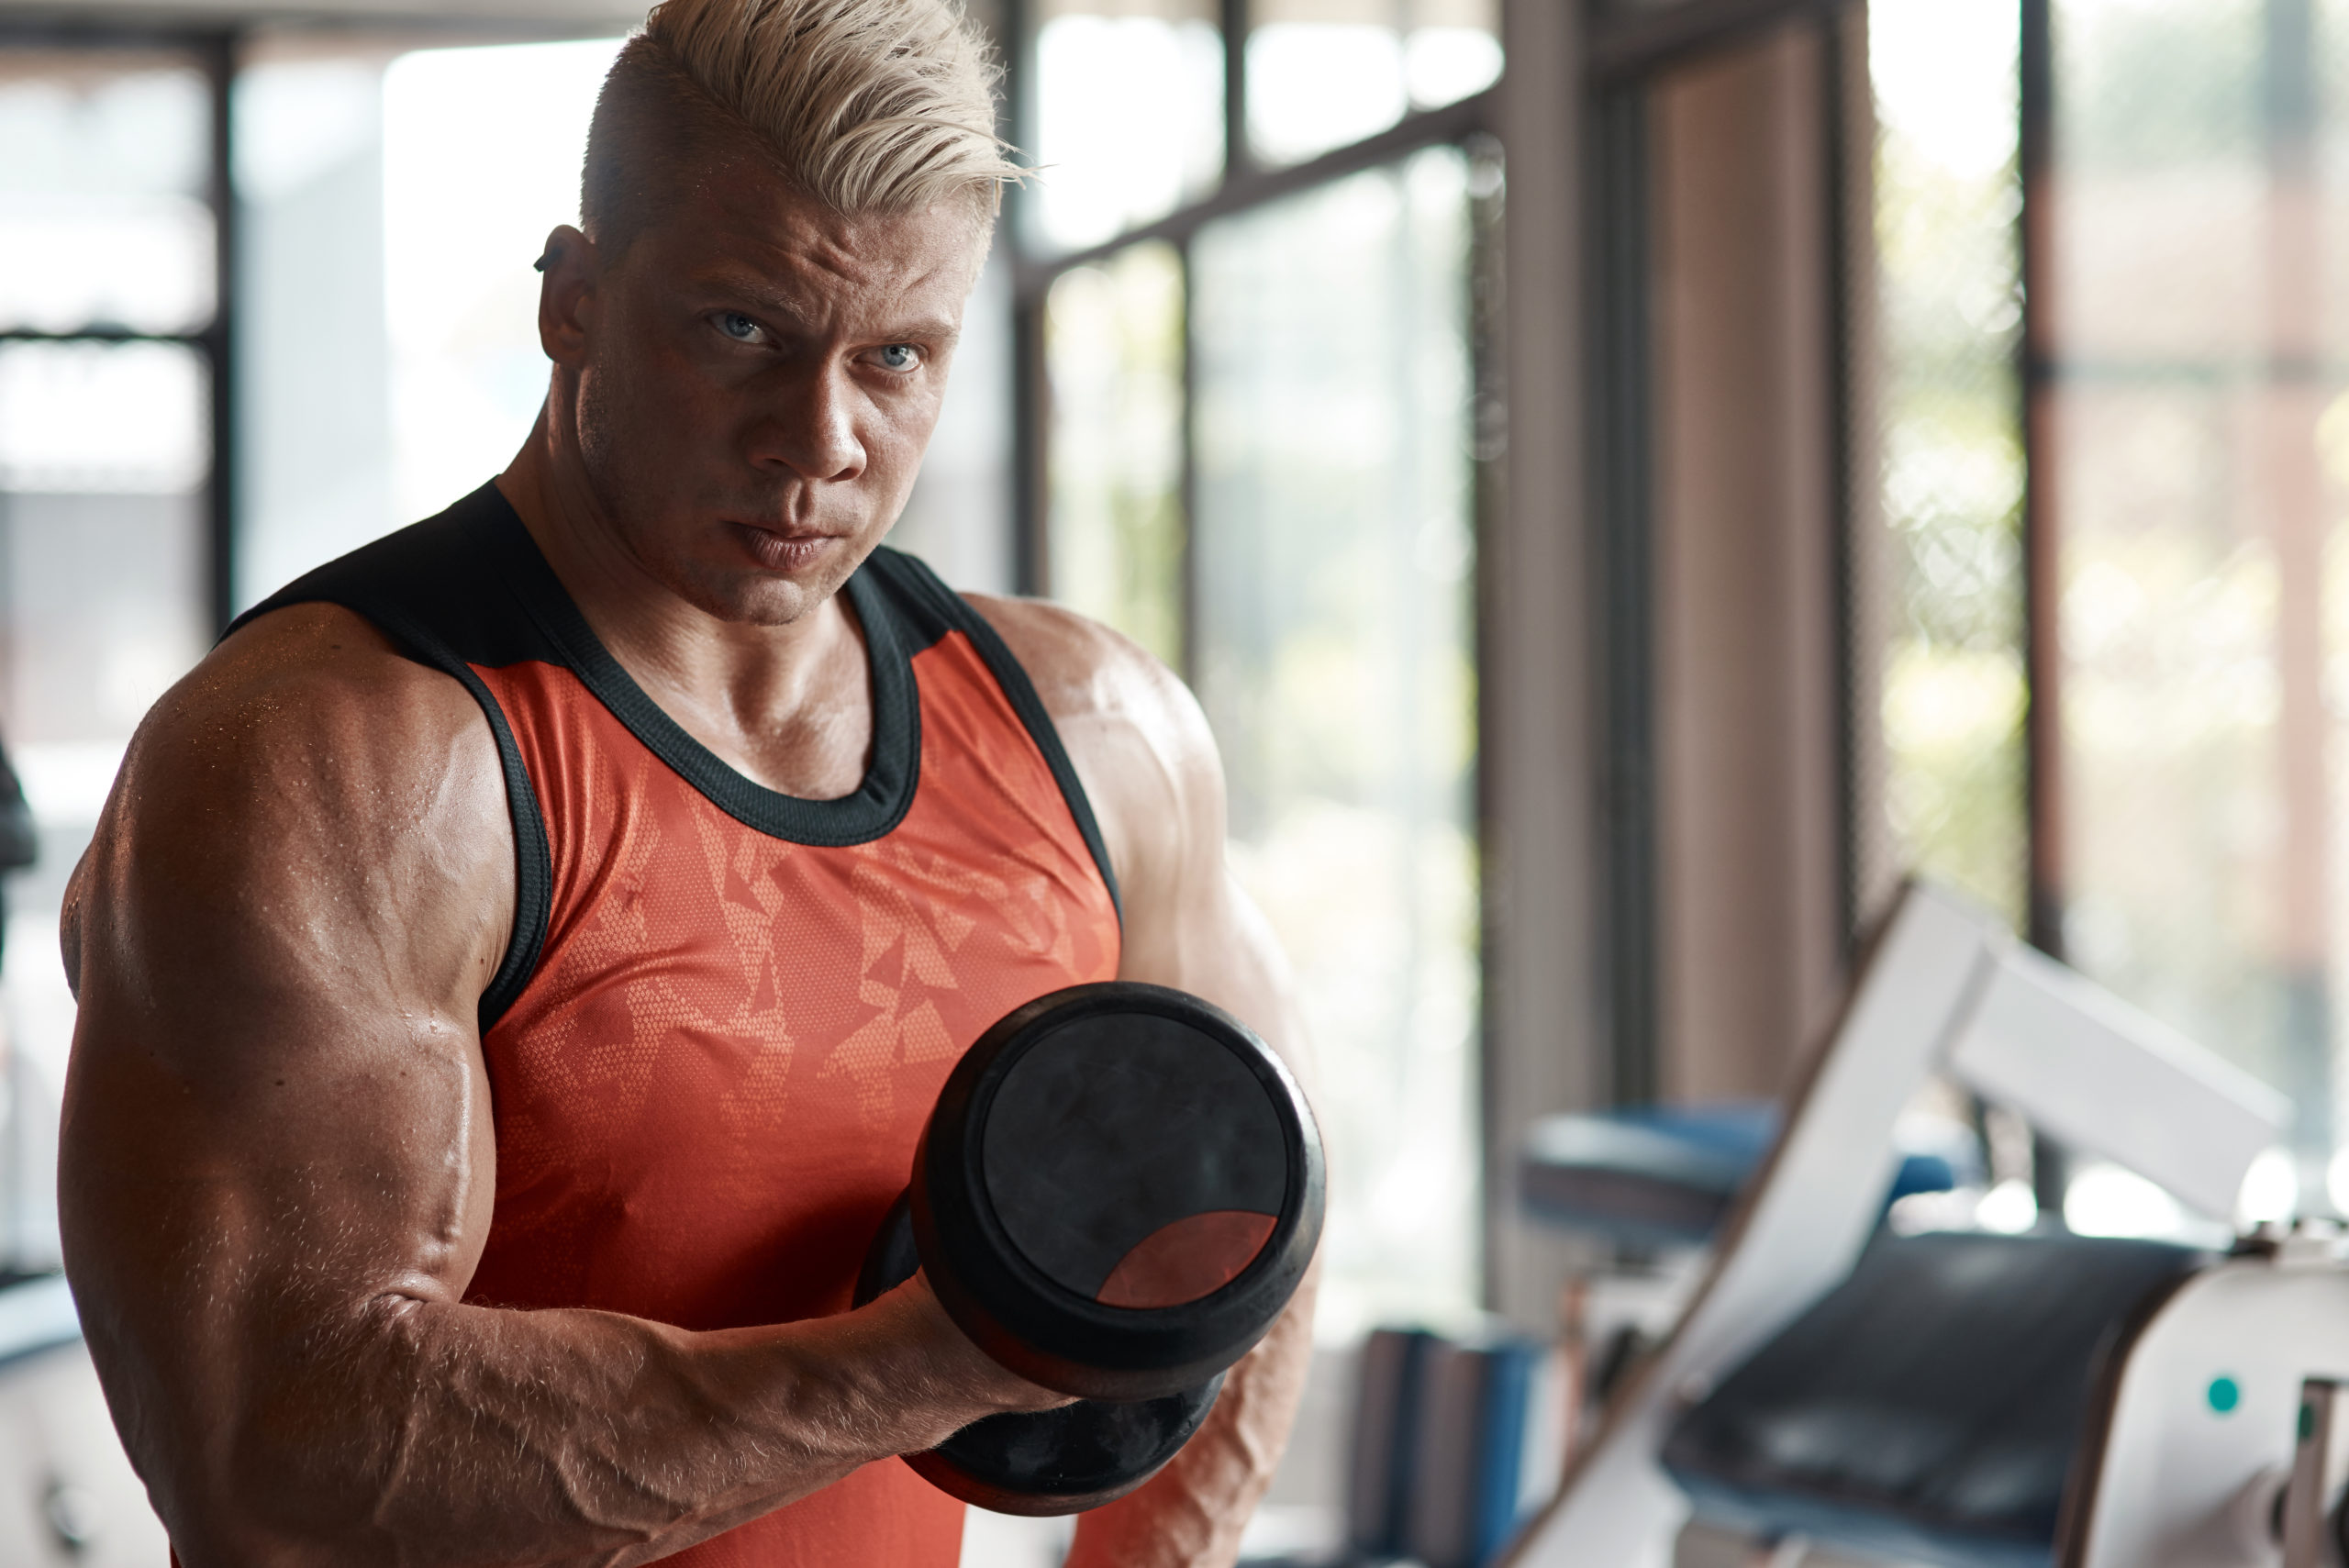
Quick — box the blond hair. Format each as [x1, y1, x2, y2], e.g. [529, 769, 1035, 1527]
[583, 0, 1019, 251]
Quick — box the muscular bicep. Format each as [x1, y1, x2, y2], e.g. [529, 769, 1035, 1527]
[1085, 687, 1304, 1073]
[976, 597, 1320, 1568]
[59, 606, 514, 1515]
[968, 595, 1311, 1083]
[1108, 759, 1313, 1090]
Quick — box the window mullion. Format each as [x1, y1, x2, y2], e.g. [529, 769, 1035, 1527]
[1220, 0, 1250, 184]
[200, 29, 239, 634]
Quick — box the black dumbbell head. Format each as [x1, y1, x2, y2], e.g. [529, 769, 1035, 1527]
[913, 982, 1323, 1402]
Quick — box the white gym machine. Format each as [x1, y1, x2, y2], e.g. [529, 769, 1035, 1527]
[1505, 882, 2349, 1568]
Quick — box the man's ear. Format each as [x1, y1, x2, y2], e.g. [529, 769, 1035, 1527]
[535, 225, 600, 368]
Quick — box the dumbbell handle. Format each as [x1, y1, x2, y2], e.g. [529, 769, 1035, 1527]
[853, 1188, 1227, 1515]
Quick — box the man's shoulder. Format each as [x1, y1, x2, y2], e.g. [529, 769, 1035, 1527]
[68, 601, 514, 1002]
[203, 600, 487, 738]
[962, 594, 1199, 748]
[960, 595, 1225, 904]
[119, 602, 500, 829]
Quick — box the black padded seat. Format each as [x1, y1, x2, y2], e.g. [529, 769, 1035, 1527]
[1661, 1229, 2208, 1568]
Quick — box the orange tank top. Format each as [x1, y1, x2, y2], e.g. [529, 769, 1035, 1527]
[230, 483, 1123, 1566]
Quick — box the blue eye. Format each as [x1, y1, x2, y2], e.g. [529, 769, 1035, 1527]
[877, 344, 918, 371]
[718, 312, 760, 341]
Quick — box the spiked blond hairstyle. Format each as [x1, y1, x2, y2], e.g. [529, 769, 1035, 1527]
[581, 0, 1019, 254]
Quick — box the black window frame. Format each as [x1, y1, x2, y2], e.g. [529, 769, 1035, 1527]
[997, 0, 1503, 682]
[0, 23, 241, 635]
[1581, 0, 1867, 1106]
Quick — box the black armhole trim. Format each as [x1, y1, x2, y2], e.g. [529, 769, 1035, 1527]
[866, 550, 1124, 929]
[294, 600, 553, 1034]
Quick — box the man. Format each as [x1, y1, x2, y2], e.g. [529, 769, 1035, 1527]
[56, 1, 1314, 1563]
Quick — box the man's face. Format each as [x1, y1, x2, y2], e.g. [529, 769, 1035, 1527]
[560, 149, 987, 626]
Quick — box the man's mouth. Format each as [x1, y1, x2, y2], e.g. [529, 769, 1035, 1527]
[729, 520, 843, 574]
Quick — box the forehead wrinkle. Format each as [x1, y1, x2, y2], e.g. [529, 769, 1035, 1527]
[774, 212, 973, 296]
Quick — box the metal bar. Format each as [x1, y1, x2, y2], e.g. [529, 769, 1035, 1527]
[1013, 88, 1495, 300]
[1010, 293, 1048, 597]
[999, 0, 1044, 596]
[1220, 0, 1250, 182]
[0, 328, 208, 344]
[1820, 4, 1859, 958]
[2015, 0, 2071, 1218]
[1588, 83, 1658, 1109]
[1465, 129, 1505, 1310]
[0, 13, 629, 48]
[2017, 0, 2058, 961]
[1586, 0, 1842, 86]
[0, 20, 220, 49]
[199, 28, 239, 634]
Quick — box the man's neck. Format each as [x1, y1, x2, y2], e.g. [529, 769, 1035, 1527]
[495, 419, 876, 802]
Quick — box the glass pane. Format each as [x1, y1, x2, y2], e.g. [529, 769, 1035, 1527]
[1030, 0, 1223, 250]
[2041, 0, 2349, 1206]
[0, 339, 208, 494]
[0, 54, 215, 334]
[1247, 0, 1500, 169]
[233, 51, 399, 608]
[0, 340, 209, 1269]
[1045, 243, 1186, 668]
[382, 38, 623, 524]
[1192, 148, 1478, 1332]
[1869, 0, 2027, 925]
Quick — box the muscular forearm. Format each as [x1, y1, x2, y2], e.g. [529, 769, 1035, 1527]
[157, 1281, 1041, 1568]
[1063, 1273, 1318, 1568]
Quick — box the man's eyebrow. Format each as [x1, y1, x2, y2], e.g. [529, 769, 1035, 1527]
[691, 275, 961, 344]
[698, 276, 823, 331]
[885, 316, 963, 344]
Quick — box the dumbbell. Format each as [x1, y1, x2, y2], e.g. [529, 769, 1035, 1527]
[852, 981, 1324, 1516]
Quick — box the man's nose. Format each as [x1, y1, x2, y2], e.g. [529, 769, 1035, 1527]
[749, 361, 866, 483]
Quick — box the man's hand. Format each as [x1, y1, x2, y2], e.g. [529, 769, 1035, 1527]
[61, 605, 1063, 1568]
[976, 597, 1321, 1568]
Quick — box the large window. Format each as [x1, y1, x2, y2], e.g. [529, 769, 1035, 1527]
[2038, 0, 2349, 1209]
[1019, 9, 1496, 1336]
[1192, 150, 1483, 1332]
[1866, 0, 2349, 1230]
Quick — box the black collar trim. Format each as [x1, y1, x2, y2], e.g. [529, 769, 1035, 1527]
[476, 491, 929, 849]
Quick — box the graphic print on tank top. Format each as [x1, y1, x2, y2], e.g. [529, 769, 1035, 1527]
[228, 484, 1125, 1568]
